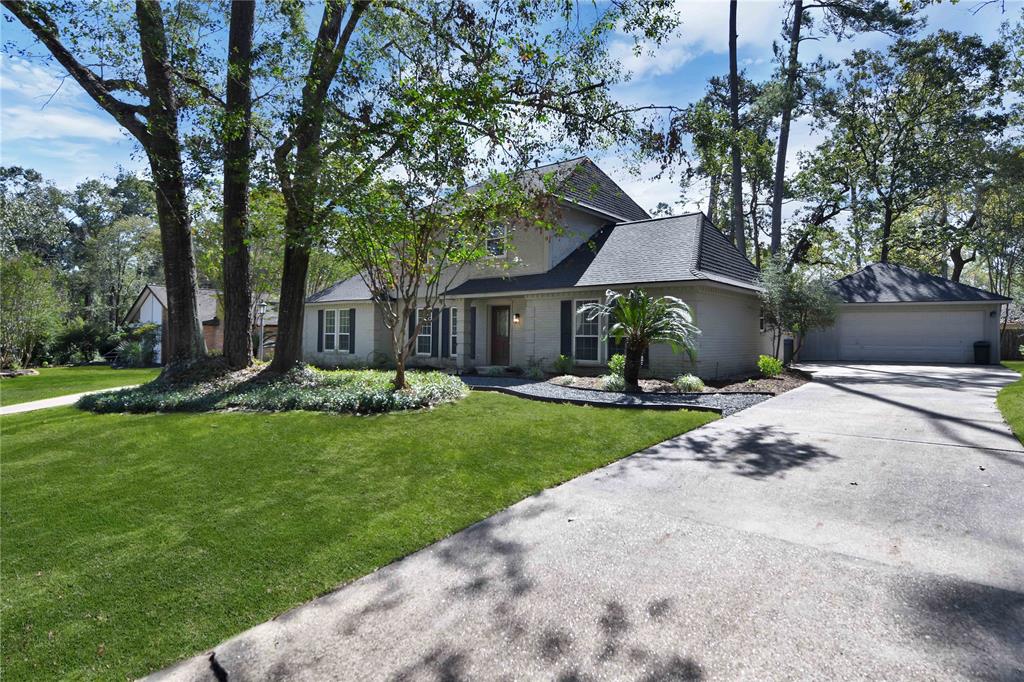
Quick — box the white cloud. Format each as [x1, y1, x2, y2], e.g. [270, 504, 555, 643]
[2, 105, 125, 142]
[0, 54, 85, 104]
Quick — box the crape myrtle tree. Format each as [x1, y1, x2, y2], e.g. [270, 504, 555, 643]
[757, 254, 839, 361]
[3, 0, 219, 368]
[266, 0, 677, 373]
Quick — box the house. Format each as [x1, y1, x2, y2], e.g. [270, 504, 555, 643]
[124, 284, 278, 364]
[302, 157, 765, 379]
[799, 263, 1008, 363]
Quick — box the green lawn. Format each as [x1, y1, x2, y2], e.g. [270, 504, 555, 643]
[0, 365, 160, 406]
[999, 361, 1024, 444]
[0, 392, 715, 680]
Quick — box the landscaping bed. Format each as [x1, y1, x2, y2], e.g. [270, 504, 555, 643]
[77, 364, 467, 415]
[548, 368, 808, 396]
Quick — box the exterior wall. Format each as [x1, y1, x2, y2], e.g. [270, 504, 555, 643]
[546, 206, 606, 269]
[800, 302, 1003, 364]
[303, 301, 378, 368]
[202, 322, 223, 353]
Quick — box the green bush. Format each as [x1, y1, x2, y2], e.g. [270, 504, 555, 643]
[552, 354, 574, 374]
[673, 373, 705, 392]
[115, 340, 146, 368]
[607, 353, 626, 377]
[758, 354, 784, 378]
[53, 317, 111, 364]
[78, 367, 468, 415]
[600, 374, 625, 391]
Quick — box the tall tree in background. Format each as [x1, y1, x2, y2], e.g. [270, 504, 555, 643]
[727, 0, 746, 253]
[768, 0, 917, 254]
[3, 0, 209, 367]
[221, 0, 256, 368]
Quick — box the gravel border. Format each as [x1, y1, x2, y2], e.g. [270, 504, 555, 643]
[461, 375, 771, 416]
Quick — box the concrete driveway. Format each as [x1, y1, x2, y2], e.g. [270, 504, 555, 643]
[151, 364, 1024, 681]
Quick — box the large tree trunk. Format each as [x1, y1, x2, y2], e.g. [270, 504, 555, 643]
[269, 0, 369, 373]
[770, 0, 803, 255]
[879, 202, 894, 263]
[222, 0, 256, 369]
[728, 0, 746, 254]
[623, 342, 643, 393]
[136, 0, 205, 366]
[708, 173, 720, 224]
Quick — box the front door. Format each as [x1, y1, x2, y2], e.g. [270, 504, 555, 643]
[490, 306, 511, 366]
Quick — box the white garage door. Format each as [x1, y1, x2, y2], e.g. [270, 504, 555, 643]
[838, 309, 986, 363]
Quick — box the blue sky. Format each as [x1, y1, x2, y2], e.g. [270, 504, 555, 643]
[0, 0, 1017, 214]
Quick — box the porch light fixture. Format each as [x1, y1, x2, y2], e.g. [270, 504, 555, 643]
[513, 313, 521, 324]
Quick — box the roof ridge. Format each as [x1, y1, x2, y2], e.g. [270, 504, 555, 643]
[613, 211, 704, 226]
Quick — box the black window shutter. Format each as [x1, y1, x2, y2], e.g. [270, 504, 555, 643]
[469, 306, 476, 359]
[642, 345, 650, 368]
[348, 308, 356, 354]
[430, 308, 440, 357]
[440, 308, 451, 358]
[317, 309, 324, 352]
[409, 310, 416, 340]
[560, 300, 573, 357]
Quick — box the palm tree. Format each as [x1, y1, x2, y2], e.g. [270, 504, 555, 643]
[579, 289, 701, 393]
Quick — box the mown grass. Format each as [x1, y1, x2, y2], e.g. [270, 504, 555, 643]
[0, 392, 715, 680]
[998, 361, 1024, 444]
[0, 365, 160, 406]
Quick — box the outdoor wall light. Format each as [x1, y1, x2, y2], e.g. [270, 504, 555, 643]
[513, 313, 521, 324]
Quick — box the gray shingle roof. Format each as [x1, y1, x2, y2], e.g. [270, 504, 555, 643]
[576, 213, 760, 290]
[833, 263, 1010, 303]
[546, 157, 650, 222]
[448, 212, 760, 296]
[306, 276, 374, 303]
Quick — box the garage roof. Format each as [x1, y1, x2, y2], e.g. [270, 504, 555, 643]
[833, 263, 1010, 303]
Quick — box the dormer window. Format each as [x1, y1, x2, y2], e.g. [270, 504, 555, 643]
[486, 224, 508, 257]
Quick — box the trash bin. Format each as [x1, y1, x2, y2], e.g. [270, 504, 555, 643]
[783, 338, 794, 365]
[973, 341, 991, 365]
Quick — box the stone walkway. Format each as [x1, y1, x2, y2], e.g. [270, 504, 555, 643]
[461, 375, 770, 416]
[0, 386, 140, 415]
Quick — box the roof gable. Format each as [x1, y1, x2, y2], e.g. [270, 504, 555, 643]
[833, 263, 1009, 303]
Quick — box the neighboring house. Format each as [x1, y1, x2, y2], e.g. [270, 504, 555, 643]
[800, 263, 1009, 364]
[123, 284, 279, 364]
[303, 157, 765, 379]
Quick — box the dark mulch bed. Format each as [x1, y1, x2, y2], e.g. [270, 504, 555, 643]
[548, 369, 809, 396]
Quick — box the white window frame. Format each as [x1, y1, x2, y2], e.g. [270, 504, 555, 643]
[323, 309, 337, 351]
[322, 308, 353, 353]
[573, 299, 601, 363]
[486, 224, 508, 258]
[450, 307, 459, 357]
[415, 308, 433, 356]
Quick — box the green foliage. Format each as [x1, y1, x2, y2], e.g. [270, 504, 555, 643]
[553, 354, 575, 374]
[758, 354, 784, 378]
[78, 367, 468, 415]
[673, 374, 706, 392]
[52, 317, 111, 364]
[0, 255, 66, 368]
[758, 255, 840, 359]
[579, 289, 701, 392]
[608, 353, 626, 378]
[600, 373, 626, 392]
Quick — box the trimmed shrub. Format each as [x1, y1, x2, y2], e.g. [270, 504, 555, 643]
[673, 374, 705, 392]
[600, 374, 625, 392]
[607, 353, 626, 378]
[78, 367, 468, 415]
[552, 354, 574, 374]
[758, 354, 784, 378]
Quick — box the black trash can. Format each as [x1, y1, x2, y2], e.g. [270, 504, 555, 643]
[783, 338, 794, 365]
[973, 341, 991, 365]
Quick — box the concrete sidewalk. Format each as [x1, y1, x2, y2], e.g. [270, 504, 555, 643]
[150, 364, 1024, 681]
[0, 386, 139, 415]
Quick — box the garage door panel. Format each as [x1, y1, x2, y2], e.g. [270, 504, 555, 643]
[837, 310, 984, 363]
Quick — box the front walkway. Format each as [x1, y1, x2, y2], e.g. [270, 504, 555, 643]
[151, 364, 1024, 681]
[0, 386, 140, 415]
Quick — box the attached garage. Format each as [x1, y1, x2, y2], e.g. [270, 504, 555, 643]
[800, 264, 1009, 364]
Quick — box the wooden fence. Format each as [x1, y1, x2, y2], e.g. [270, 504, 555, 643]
[1000, 327, 1024, 361]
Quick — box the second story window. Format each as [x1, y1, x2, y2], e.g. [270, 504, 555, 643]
[486, 224, 508, 257]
